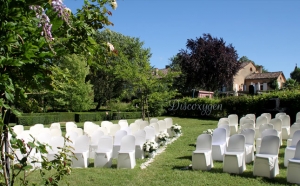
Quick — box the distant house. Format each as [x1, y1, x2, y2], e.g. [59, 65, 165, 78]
[232, 62, 286, 92]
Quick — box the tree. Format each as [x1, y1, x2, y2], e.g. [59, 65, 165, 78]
[0, 0, 118, 185]
[283, 78, 299, 90]
[49, 54, 94, 112]
[290, 65, 300, 83]
[175, 33, 240, 91]
[238, 56, 268, 73]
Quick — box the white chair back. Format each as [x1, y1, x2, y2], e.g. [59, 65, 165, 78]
[261, 113, 271, 123]
[114, 130, 127, 145]
[261, 129, 278, 138]
[164, 118, 173, 129]
[122, 126, 131, 135]
[50, 123, 61, 129]
[241, 123, 255, 130]
[139, 121, 149, 129]
[74, 135, 90, 151]
[150, 118, 158, 123]
[129, 123, 140, 134]
[195, 134, 212, 151]
[275, 112, 286, 118]
[97, 127, 108, 135]
[50, 128, 62, 137]
[90, 130, 105, 145]
[278, 114, 290, 127]
[241, 128, 255, 145]
[294, 140, 300, 159]
[157, 120, 167, 133]
[290, 123, 300, 138]
[118, 120, 129, 129]
[48, 136, 64, 153]
[13, 125, 24, 136]
[218, 118, 229, 126]
[228, 114, 238, 125]
[212, 128, 227, 143]
[291, 130, 300, 147]
[65, 131, 78, 145]
[37, 132, 51, 144]
[133, 130, 146, 146]
[270, 118, 282, 132]
[218, 124, 230, 137]
[149, 123, 159, 135]
[245, 114, 256, 121]
[227, 134, 245, 152]
[97, 136, 113, 151]
[144, 126, 155, 141]
[259, 135, 280, 155]
[119, 135, 135, 151]
[109, 124, 121, 136]
[256, 116, 268, 129]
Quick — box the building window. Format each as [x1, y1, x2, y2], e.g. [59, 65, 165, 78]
[260, 84, 263, 90]
[250, 67, 253, 72]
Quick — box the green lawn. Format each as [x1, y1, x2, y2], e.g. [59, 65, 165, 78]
[17, 117, 296, 185]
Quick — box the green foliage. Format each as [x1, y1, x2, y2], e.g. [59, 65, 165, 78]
[290, 66, 300, 82]
[49, 54, 94, 112]
[74, 111, 141, 122]
[268, 78, 279, 90]
[238, 56, 268, 72]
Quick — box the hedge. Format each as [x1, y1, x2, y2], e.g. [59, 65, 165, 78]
[16, 111, 142, 125]
[167, 90, 300, 123]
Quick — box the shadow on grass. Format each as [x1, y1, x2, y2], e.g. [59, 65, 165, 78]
[172, 165, 193, 171]
[176, 156, 192, 161]
[188, 144, 196, 147]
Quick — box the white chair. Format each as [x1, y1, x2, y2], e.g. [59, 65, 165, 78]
[279, 114, 290, 140]
[223, 134, 246, 174]
[218, 124, 230, 143]
[83, 121, 95, 135]
[192, 134, 213, 170]
[117, 135, 136, 169]
[287, 140, 300, 184]
[34, 124, 44, 130]
[275, 112, 286, 118]
[94, 136, 113, 168]
[109, 124, 121, 137]
[256, 129, 278, 154]
[122, 126, 131, 135]
[149, 122, 159, 136]
[296, 112, 300, 121]
[37, 132, 51, 144]
[164, 118, 173, 137]
[245, 114, 256, 121]
[241, 128, 255, 163]
[150, 118, 158, 123]
[284, 130, 300, 167]
[270, 118, 283, 145]
[50, 123, 61, 130]
[66, 122, 77, 133]
[144, 126, 156, 142]
[255, 116, 268, 139]
[287, 123, 300, 147]
[218, 117, 229, 126]
[101, 121, 113, 134]
[133, 129, 146, 159]
[135, 119, 143, 123]
[253, 135, 280, 178]
[112, 130, 127, 159]
[261, 113, 271, 123]
[13, 125, 24, 136]
[240, 117, 255, 126]
[256, 123, 274, 140]
[139, 121, 149, 129]
[129, 123, 140, 134]
[158, 120, 167, 133]
[89, 130, 104, 159]
[47, 136, 65, 161]
[65, 131, 78, 148]
[71, 135, 90, 168]
[72, 128, 84, 136]
[50, 128, 62, 137]
[211, 128, 227, 161]
[97, 127, 108, 136]
[118, 120, 129, 129]
[228, 114, 238, 135]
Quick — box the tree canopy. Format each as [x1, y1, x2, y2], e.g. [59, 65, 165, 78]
[173, 33, 240, 91]
[290, 65, 300, 83]
[238, 56, 268, 73]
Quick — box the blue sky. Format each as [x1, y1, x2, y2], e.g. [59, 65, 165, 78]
[64, 0, 300, 79]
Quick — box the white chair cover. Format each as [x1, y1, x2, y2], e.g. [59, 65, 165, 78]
[129, 123, 140, 134]
[256, 128, 278, 153]
[270, 118, 283, 145]
[287, 123, 300, 146]
[117, 135, 136, 169]
[112, 130, 127, 159]
[144, 126, 156, 142]
[284, 130, 300, 167]
[279, 114, 291, 140]
[89, 130, 104, 158]
[47, 136, 64, 161]
[287, 140, 300, 184]
[192, 134, 213, 170]
[211, 128, 227, 161]
[255, 116, 268, 139]
[228, 114, 238, 135]
[223, 134, 246, 174]
[241, 129, 255, 163]
[94, 135, 113, 168]
[253, 135, 280, 178]
[261, 113, 271, 123]
[71, 135, 90, 168]
[150, 118, 158, 123]
[133, 129, 146, 159]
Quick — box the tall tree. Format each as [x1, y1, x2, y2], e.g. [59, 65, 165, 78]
[175, 33, 240, 91]
[48, 54, 94, 112]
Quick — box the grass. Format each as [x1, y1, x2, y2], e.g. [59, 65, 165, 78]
[14, 117, 297, 185]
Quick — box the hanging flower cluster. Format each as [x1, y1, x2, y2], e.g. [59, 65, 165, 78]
[29, 0, 71, 41]
[110, 0, 117, 10]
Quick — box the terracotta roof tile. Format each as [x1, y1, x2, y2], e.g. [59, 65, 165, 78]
[245, 71, 283, 80]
